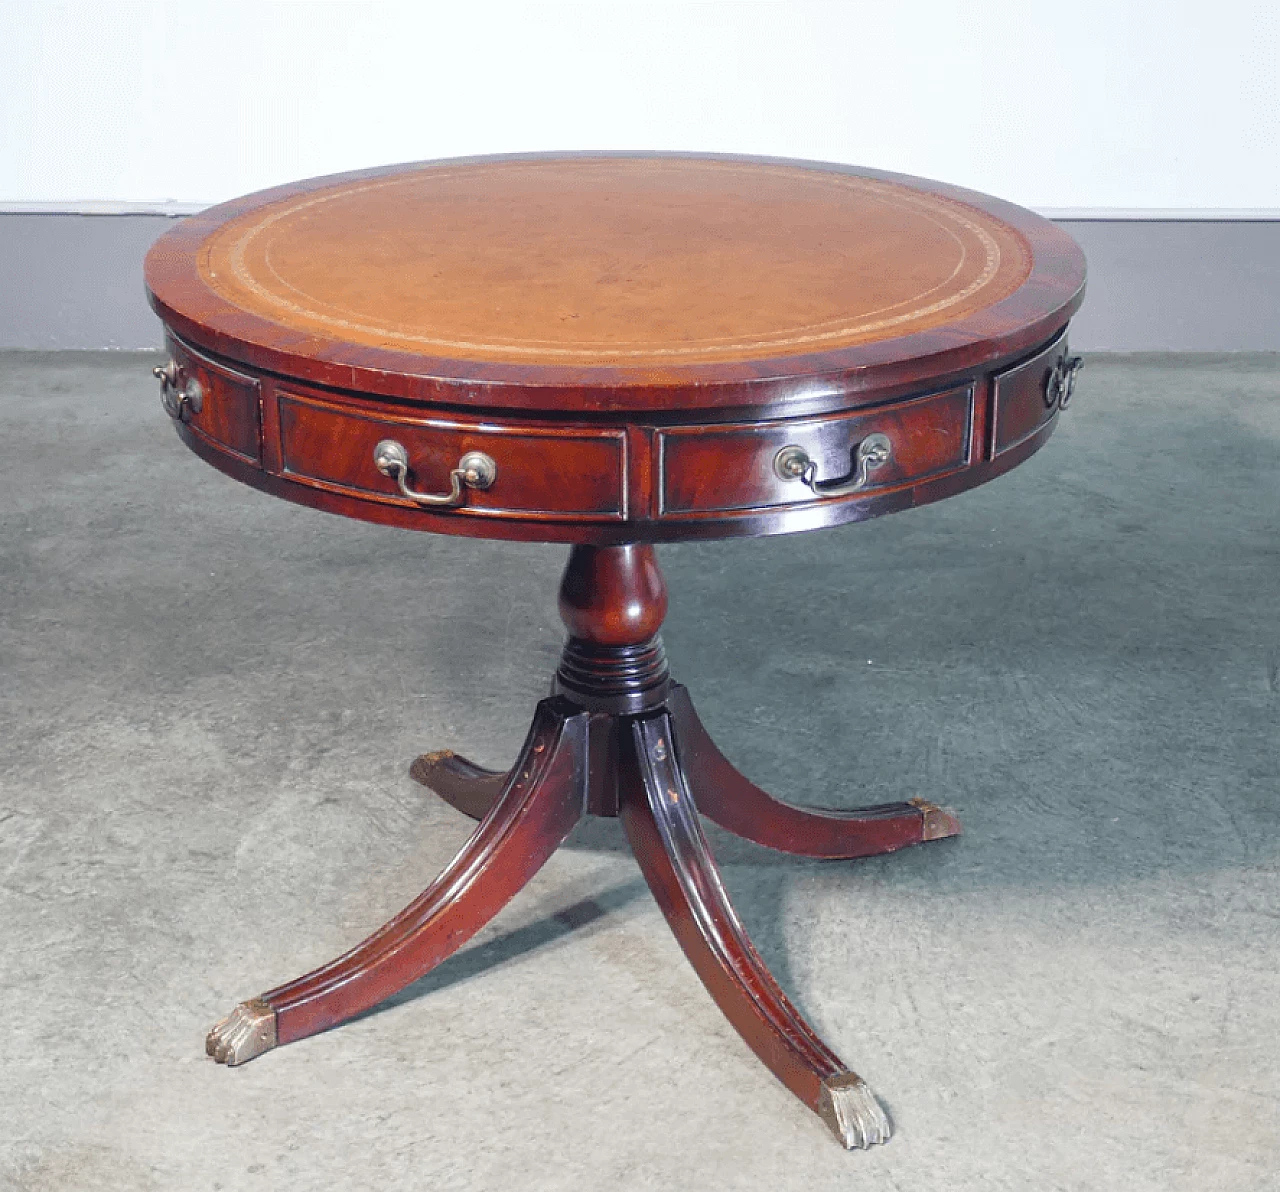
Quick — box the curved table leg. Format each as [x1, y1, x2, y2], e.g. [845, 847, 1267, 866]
[206, 697, 588, 1065]
[667, 683, 960, 860]
[409, 750, 509, 821]
[405, 664, 587, 820]
[620, 712, 892, 1150]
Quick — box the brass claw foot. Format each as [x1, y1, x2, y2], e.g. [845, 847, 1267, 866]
[818, 1073, 893, 1149]
[206, 998, 277, 1066]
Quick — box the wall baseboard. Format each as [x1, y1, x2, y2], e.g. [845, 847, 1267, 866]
[1054, 220, 1280, 352]
[7, 202, 1277, 220]
[1, 212, 1277, 352]
[2, 214, 174, 350]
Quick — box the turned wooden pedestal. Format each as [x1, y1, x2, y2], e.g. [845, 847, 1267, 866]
[147, 152, 1085, 1149]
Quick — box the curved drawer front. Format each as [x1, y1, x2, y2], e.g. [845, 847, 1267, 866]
[276, 390, 628, 521]
[990, 329, 1070, 457]
[158, 325, 1073, 542]
[167, 336, 263, 465]
[658, 383, 974, 517]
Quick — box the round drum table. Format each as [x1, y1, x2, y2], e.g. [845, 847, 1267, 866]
[145, 153, 1086, 1150]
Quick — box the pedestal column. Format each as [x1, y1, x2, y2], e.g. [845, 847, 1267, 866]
[553, 544, 671, 714]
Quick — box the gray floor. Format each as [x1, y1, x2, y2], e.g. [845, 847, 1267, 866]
[2, 352, 1278, 1191]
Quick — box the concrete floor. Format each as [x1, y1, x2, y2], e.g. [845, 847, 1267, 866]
[1, 352, 1278, 1191]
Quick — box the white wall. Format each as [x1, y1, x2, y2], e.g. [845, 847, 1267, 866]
[1, 0, 1277, 211]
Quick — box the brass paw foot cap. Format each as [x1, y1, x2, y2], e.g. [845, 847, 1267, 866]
[909, 798, 962, 841]
[818, 1073, 893, 1149]
[409, 750, 456, 785]
[206, 998, 277, 1066]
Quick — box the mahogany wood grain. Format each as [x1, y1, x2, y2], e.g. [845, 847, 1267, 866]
[666, 684, 958, 859]
[552, 544, 671, 714]
[169, 337, 262, 465]
[276, 389, 628, 522]
[657, 382, 975, 517]
[557, 544, 667, 645]
[163, 325, 1072, 546]
[262, 699, 587, 1044]
[216, 542, 962, 1144]
[991, 328, 1068, 456]
[409, 682, 960, 860]
[170, 386, 1064, 544]
[177, 158, 1087, 1147]
[407, 752, 508, 821]
[620, 713, 888, 1145]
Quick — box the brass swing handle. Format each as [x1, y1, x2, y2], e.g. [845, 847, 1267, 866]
[153, 360, 203, 422]
[773, 432, 893, 497]
[373, 439, 497, 508]
[1046, 354, 1084, 410]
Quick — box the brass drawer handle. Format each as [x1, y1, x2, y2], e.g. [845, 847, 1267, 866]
[154, 360, 203, 422]
[1045, 354, 1084, 411]
[373, 439, 497, 508]
[773, 432, 892, 497]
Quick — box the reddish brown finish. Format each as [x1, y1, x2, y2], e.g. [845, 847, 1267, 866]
[557, 544, 668, 645]
[407, 752, 508, 821]
[276, 389, 628, 522]
[222, 542, 962, 1144]
[264, 700, 587, 1044]
[620, 714, 851, 1111]
[169, 337, 262, 465]
[161, 323, 1071, 544]
[553, 544, 671, 714]
[666, 684, 951, 859]
[149, 149, 1088, 546]
[173, 159, 1085, 1146]
[991, 328, 1068, 456]
[172, 385, 1064, 544]
[658, 383, 974, 516]
[399, 691, 911, 1146]
[410, 680, 959, 862]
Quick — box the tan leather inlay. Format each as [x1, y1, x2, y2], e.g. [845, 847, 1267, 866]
[198, 159, 1033, 365]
